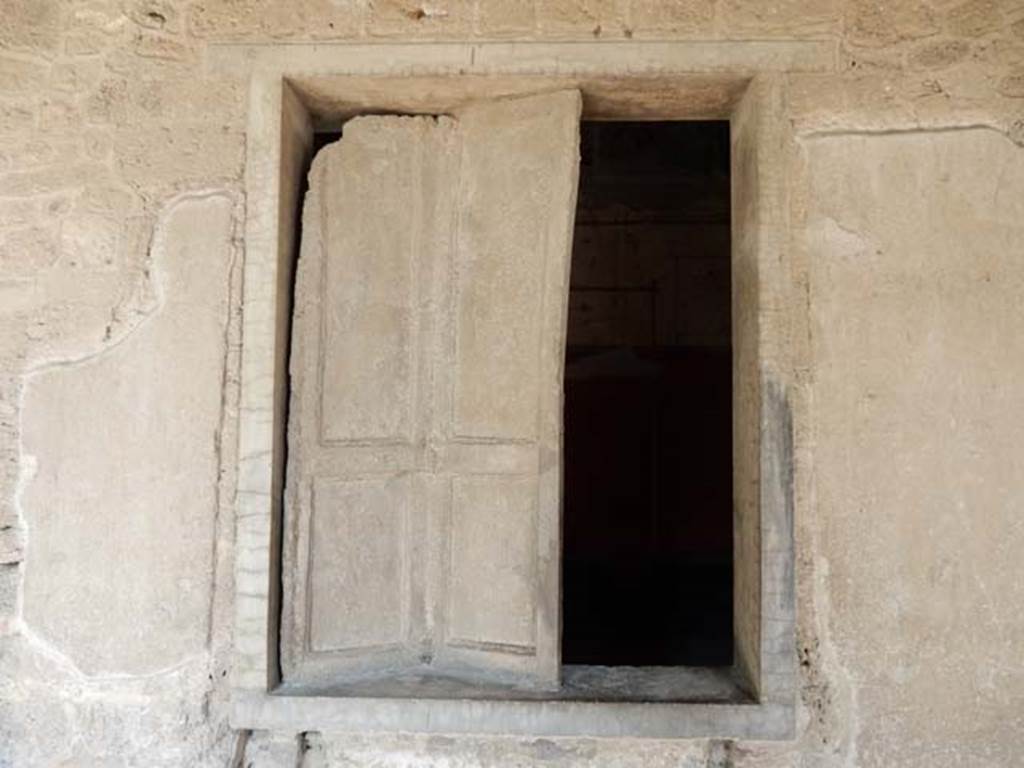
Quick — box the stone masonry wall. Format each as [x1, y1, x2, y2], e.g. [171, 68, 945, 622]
[1, 1, 1023, 765]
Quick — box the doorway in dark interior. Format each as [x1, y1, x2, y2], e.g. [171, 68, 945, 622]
[562, 120, 733, 668]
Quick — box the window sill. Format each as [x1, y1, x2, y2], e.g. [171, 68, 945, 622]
[233, 665, 792, 740]
[233, 685, 792, 740]
[276, 665, 752, 704]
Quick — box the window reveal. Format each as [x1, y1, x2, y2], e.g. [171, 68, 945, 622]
[563, 121, 732, 668]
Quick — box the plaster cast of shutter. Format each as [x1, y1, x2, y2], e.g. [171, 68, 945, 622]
[281, 91, 581, 689]
[281, 115, 460, 684]
[432, 92, 581, 686]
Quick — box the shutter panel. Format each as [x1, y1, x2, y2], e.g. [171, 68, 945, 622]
[282, 91, 581, 690]
[434, 92, 581, 686]
[281, 115, 460, 684]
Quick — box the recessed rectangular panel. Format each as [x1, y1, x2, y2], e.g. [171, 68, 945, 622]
[319, 118, 427, 443]
[447, 475, 538, 652]
[309, 476, 409, 652]
[451, 96, 578, 440]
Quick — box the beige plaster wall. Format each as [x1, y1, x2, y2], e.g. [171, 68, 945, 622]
[1, 1, 1023, 765]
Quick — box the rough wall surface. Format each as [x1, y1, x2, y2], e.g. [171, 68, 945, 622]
[1, 1, 1023, 766]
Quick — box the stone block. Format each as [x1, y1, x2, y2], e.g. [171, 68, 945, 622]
[907, 38, 971, 69]
[0, 137, 80, 173]
[843, 0, 938, 47]
[188, 0, 306, 39]
[85, 79, 129, 124]
[113, 126, 244, 188]
[628, 0, 715, 35]
[303, 0, 368, 38]
[49, 58, 105, 94]
[38, 98, 82, 133]
[477, 0, 536, 36]
[61, 3, 123, 55]
[131, 30, 198, 64]
[997, 66, 1024, 96]
[125, 0, 182, 32]
[126, 76, 247, 126]
[0, 162, 108, 200]
[536, 0, 625, 36]
[942, 0, 1005, 37]
[0, 56, 48, 94]
[0, 0, 60, 54]
[366, 0, 474, 37]
[64, 27, 117, 55]
[0, 101, 35, 134]
[720, 0, 840, 36]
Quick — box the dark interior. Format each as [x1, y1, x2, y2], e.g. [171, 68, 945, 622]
[562, 121, 733, 668]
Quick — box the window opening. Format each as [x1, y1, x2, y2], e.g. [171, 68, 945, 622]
[562, 121, 733, 667]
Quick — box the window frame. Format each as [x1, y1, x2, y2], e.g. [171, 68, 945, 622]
[224, 40, 822, 740]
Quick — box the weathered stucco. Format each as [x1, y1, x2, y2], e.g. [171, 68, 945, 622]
[1, 1, 1024, 766]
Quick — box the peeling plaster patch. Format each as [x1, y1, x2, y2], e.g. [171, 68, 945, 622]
[1, 189, 239, 765]
[17, 190, 235, 675]
[801, 126, 1024, 765]
[0, 629, 235, 766]
[0, 191, 233, 641]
